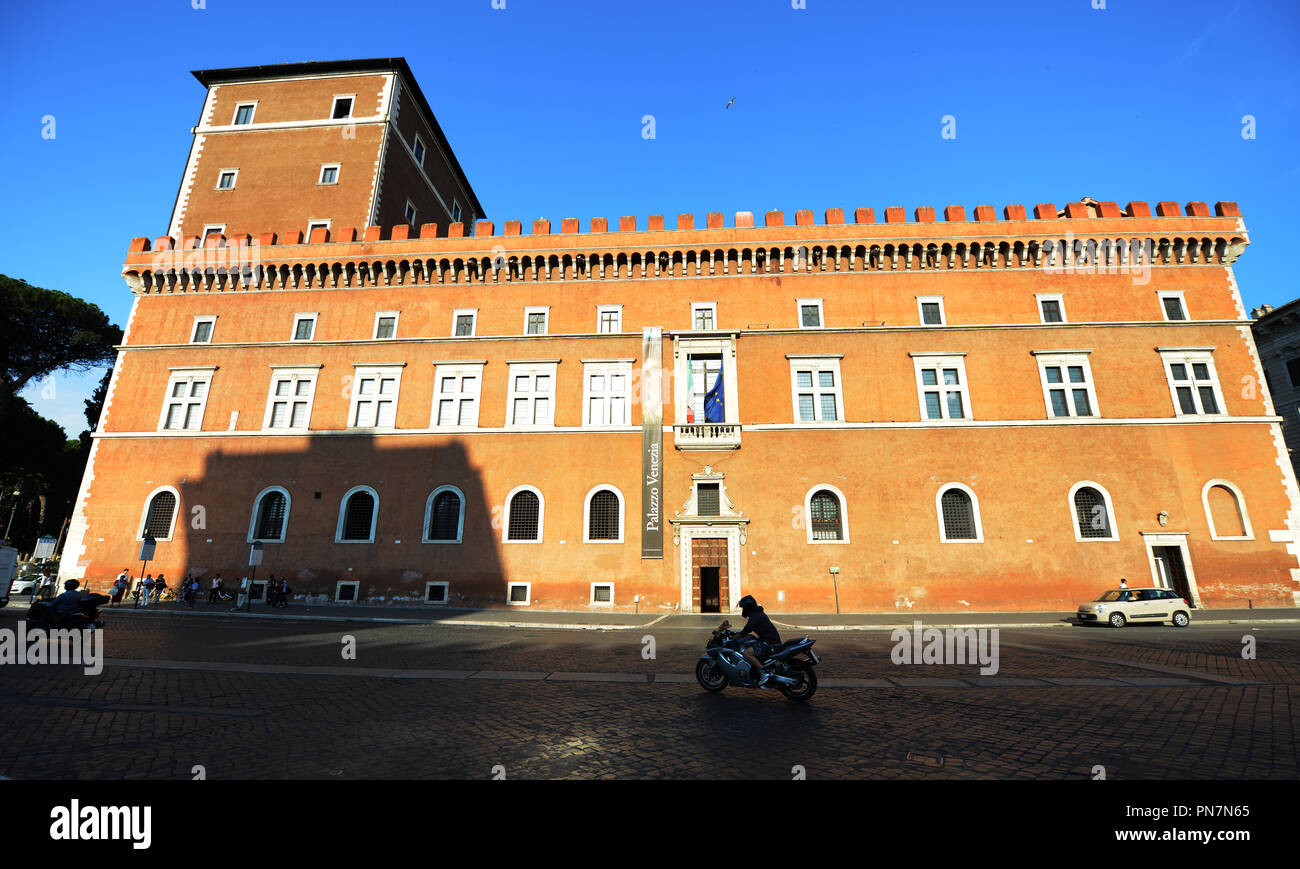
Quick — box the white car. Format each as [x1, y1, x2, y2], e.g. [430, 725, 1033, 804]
[1077, 588, 1192, 628]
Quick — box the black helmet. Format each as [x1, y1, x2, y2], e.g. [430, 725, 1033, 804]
[738, 595, 758, 616]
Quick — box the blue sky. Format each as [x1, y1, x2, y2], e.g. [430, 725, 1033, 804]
[2, 0, 1297, 437]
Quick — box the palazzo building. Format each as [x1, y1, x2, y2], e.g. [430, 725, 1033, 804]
[60, 58, 1300, 612]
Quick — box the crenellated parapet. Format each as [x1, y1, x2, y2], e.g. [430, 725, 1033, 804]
[123, 199, 1249, 295]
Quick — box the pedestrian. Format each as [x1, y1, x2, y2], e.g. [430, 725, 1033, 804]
[277, 576, 291, 607]
[112, 570, 129, 607]
[1119, 577, 1128, 589]
[38, 571, 56, 601]
[140, 574, 154, 607]
[261, 573, 274, 607]
[185, 576, 199, 608]
[153, 573, 166, 604]
[208, 574, 221, 604]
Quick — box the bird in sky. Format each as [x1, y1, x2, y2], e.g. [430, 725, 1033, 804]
[725, 97, 736, 109]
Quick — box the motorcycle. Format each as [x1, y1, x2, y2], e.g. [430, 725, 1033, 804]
[695, 620, 820, 701]
[27, 593, 109, 631]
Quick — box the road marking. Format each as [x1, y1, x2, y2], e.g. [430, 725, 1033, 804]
[998, 641, 1265, 685]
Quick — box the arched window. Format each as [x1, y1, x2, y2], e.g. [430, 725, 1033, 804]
[425, 487, 464, 543]
[337, 487, 377, 542]
[809, 490, 843, 541]
[937, 484, 982, 542]
[1203, 480, 1251, 539]
[585, 487, 622, 542]
[141, 489, 178, 540]
[505, 488, 542, 542]
[250, 488, 289, 542]
[1068, 481, 1118, 541]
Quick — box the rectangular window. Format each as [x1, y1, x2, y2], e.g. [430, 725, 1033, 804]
[306, 221, 330, 241]
[1286, 358, 1300, 388]
[597, 305, 622, 334]
[331, 96, 354, 119]
[432, 364, 483, 428]
[686, 354, 724, 423]
[159, 370, 214, 431]
[912, 354, 972, 420]
[788, 357, 844, 422]
[425, 581, 448, 604]
[292, 314, 318, 341]
[1036, 294, 1066, 323]
[404, 200, 417, 227]
[453, 309, 477, 337]
[412, 135, 425, 167]
[349, 366, 403, 428]
[233, 103, 256, 125]
[591, 583, 614, 605]
[373, 312, 398, 340]
[1162, 351, 1225, 416]
[191, 316, 216, 344]
[507, 363, 557, 427]
[1035, 353, 1099, 418]
[507, 582, 531, 605]
[697, 484, 720, 516]
[319, 164, 339, 185]
[202, 225, 225, 243]
[798, 299, 824, 328]
[263, 369, 317, 430]
[217, 170, 237, 190]
[524, 307, 549, 335]
[583, 362, 633, 427]
[1159, 292, 1188, 321]
[451, 200, 462, 223]
[692, 302, 716, 331]
[918, 297, 946, 326]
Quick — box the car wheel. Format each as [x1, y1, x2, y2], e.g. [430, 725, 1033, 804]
[1172, 611, 1190, 628]
[1108, 612, 1127, 629]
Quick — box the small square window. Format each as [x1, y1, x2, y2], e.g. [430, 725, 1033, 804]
[425, 581, 448, 604]
[374, 313, 398, 340]
[453, 310, 477, 337]
[597, 306, 622, 333]
[507, 582, 531, 605]
[202, 225, 225, 243]
[692, 303, 716, 331]
[918, 297, 945, 326]
[591, 583, 614, 606]
[191, 317, 215, 344]
[307, 221, 330, 241]
[217, 170, 237, 190]
[798, 299, 824, 328]
[525, 307, 549, 335]
[331, 96, 354, 119]
[1160, 293, 1188, 321]
[412, 136, 425, 167]
[293, 314, 317, 342]
[1037, 295, 1066, 323]
[233, 103, 256, 125]
[319, 164, 339, 185]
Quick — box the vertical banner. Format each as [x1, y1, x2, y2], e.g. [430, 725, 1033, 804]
[641, 327, 664, 559]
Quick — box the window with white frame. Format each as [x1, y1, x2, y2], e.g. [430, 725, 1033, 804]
[692, 302, 717, 331]
[1159, 292, 1188, 321]
[805, 485, 849, 543]
[318, 163, 340, 185]
[336, 487, 377, 543]
[249, 487, 290, 542]
[424, 486, 465, 543]
[453, 309, 477, 337]
[431, 363, 483, 428]
[412, 135, 425, 167]
[583, 361, 632, 427]
[202, 225, 225, 243]
[1036, 294, 1066, 323]
[292, 313, 318, 341]
[216, 169, 238, 190]
[917, 296, 946, 326]
[597, 305, 622, 334]
[1035, 352, 1099, 418]
[159, 369, 214, 431]
[584, 486, 624, 542]
[912, 354, 971, 420]
[798, 299, 824, 328]
[306, 220, 330, 240]
[788, 356, 843, 422]
[1202, 480, 1252, 540]
[1070, 482, 1118, 541]
[1160, 350, 1225, 416]
[685, 353, 724, 423]
[590, 582, 614, 605]
[937, 483, 983, 542]
[524, 307, 549, 335]
[263, 368, 317, 430]
[404, 200, 417, 227]
[139, 488, 180, 540]
[507, 362, 556, 426]
[331, 95, 354, 119]
[425, 581, 449, 604]
[233, 103, 256, 125]
[349, 366, 403, 428]
[504, 487, 543, 543]
[373, 311, 398, 340]
[507, 582, 532, 605]
[191, 316, 216, 344]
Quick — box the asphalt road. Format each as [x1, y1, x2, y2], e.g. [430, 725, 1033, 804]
[0, 609, 1295, 779]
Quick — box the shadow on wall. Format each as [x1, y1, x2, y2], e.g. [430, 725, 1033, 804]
[172, 435, 508, 606]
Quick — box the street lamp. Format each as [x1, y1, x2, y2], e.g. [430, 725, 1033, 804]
[246, 541, 263, 612]
[3, 487, 21, 545]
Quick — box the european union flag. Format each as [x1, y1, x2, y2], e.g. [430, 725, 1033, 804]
[704, 372, 724, 422]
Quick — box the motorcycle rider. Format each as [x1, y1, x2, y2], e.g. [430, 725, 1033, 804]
[53, 579, 87, 619]
[734, 595, 781, 687]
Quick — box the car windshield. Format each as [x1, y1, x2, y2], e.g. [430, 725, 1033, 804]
[1096, 591, 1126, 602]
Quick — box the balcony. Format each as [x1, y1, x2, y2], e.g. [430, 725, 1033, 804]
[673, 423, 741, 451]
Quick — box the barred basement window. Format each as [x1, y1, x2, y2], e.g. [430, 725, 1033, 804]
[425, 582, 448, 603]
[341, 492, 375, 541]
[697, 484, 720, 516]
[588, 490, 619, 540]
[254, 491, 287, 540]
[507, 490, 540, 540]
[940, 489, 976, 540]
[144, 491, 177, 539]
[1073, 487, 1112, 538]
[809, 490, 843, 540]
[592, 583, 613, 604]
[427, 491, 461, 541]
[508, 583, 531, 605]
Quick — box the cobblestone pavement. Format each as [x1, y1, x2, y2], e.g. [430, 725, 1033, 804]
[0, 611, 1295, 779]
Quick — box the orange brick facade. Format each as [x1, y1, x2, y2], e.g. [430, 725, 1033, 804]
[59, 61, 1300, 614]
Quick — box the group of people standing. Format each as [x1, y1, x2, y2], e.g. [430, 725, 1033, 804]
[264, 574, 292, 607]
[103, 570, 291, 608]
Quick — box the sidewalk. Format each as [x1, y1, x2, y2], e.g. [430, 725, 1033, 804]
[25, 599, 1300, 631]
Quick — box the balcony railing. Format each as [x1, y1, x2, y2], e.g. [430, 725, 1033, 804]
[673, 423, 741, 450]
